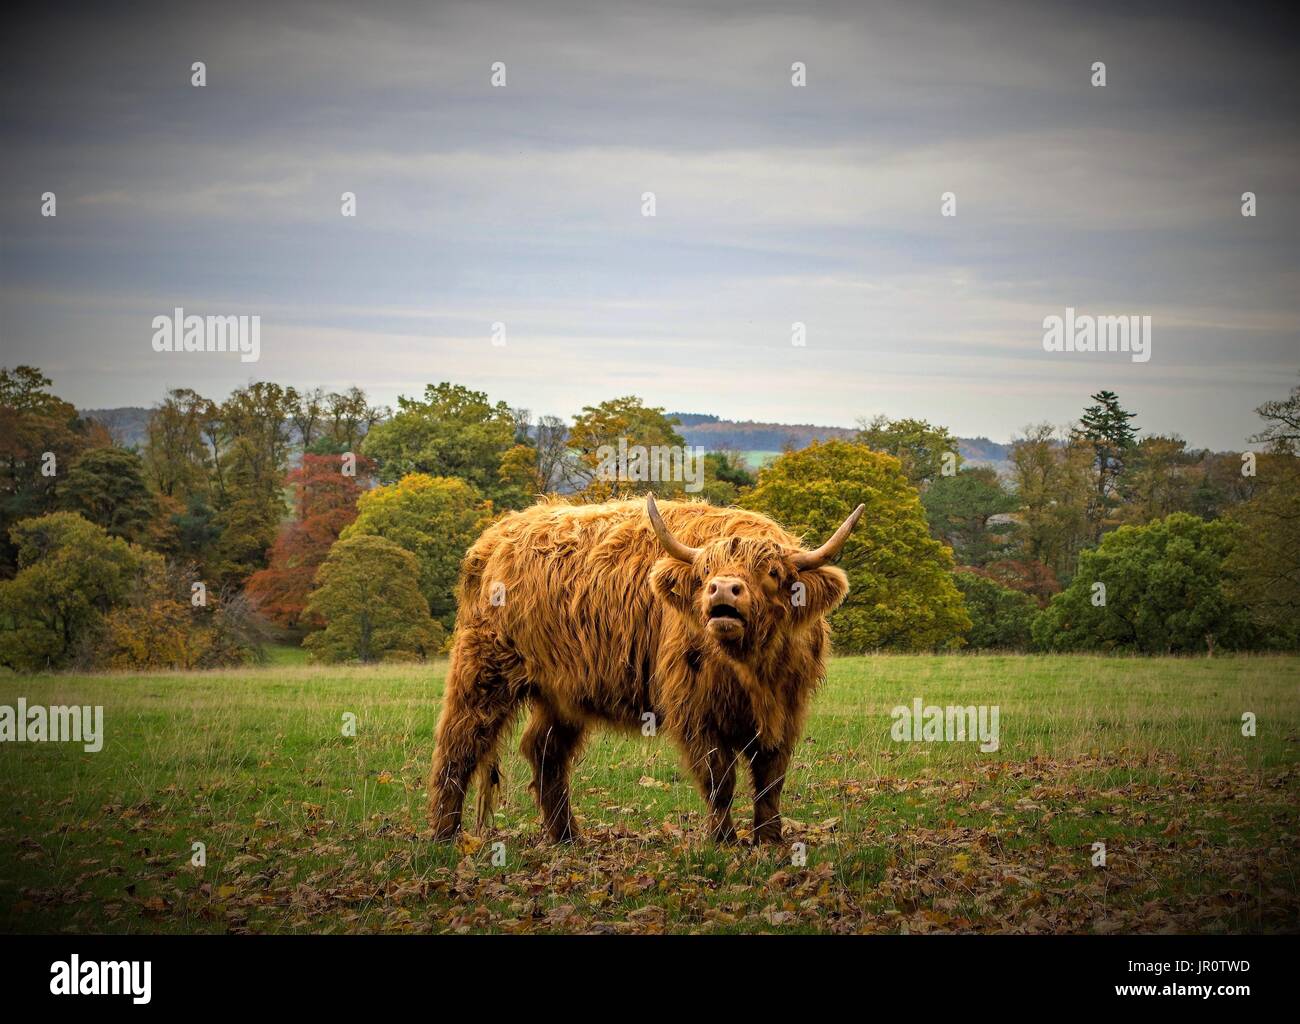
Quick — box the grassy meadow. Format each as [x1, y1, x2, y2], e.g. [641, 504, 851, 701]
[2, 653, 1298, 934]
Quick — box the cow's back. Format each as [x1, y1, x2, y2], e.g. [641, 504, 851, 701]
[453, 498, 795, 723]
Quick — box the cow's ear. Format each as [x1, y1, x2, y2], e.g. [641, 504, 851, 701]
[650, 557, 697, 613]
[793, 565, 849, 618]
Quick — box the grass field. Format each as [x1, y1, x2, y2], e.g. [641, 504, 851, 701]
[2, 654, 1298, 934]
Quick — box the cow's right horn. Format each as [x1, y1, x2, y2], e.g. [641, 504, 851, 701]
[647, 494, 700, 563]
[792, 503, 866, 570]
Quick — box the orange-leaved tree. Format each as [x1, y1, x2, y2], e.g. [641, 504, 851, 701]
[245, 453, 374, 629]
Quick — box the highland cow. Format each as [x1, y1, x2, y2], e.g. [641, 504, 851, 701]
[428, 494, 863, 844]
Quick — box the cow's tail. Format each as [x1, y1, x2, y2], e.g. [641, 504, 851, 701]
[474, 759, 503, 832]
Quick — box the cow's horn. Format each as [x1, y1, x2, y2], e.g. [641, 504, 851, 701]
[792, 504, 866, 570]
[647, 494, 700, 563]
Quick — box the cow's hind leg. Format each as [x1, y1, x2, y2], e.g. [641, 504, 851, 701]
[520, 704, 586, 843]
[682, 734, 739, 843]
[428, 631, 521, 841]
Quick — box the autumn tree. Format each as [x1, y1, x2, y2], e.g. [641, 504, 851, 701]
[567, 396, 687, 500]
[743, 440, 970, 651]
[1116, 435, 1201, 524]
[341, 473, 492, 630]
[855, 415, 961, 489]
[141, 387, 212, 502]
[1226, 406, 1300, 646]
[0, 512, 149, 670]
[244, 454, 373, 629]
[303, 535, 441, 662]
[1008, 423, 1093, 580]
[0, 366, 97, 575]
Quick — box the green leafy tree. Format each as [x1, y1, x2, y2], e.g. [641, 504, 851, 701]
[743, 440, 970, 652]
[855, 415, 961, 489]
[698, 450, 754, 506]
[57, 446, 156, 542]
[0, 512, 150, 671]
[303, 535, 441, 662]
[341, 473, 492, 630]
[952, 571, 1038, 649]
[1032, 512, 1251, 654]
[361, 382, 520, 505]
[1225, 452, 1300, 647]
[922, 466, 1018, 566]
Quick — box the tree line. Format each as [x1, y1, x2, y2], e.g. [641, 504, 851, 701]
[1, 365, 1296, 669]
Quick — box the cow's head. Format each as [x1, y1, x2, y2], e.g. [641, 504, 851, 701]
[647, 495, 863, 659]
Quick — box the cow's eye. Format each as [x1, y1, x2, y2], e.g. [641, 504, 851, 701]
[768, 567, 780, 580]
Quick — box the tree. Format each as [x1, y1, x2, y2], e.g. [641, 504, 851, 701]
[361, 382, 519, 504]
[303, 535, 441, 662]
[96, 560, 264, 670]
[922, 466, 1018, 565]
[567, 396, 687, 500]
[141, 388, 212, 502]
[1008, 423, 1094, 580]
[0, 512, 149, 671]
[974, 559, 1061, 608]
[1116, 435, 1200, 525]
[1031, 512, 1251, 655]
[323, 387, 387, 454]
[244, 454, 373, 629]
[341, 473, 492, 630]
[1249, 371, 1300, 454]
[742, 440, 970, 651]
[57, 446, 156, 542]
[697, 451, 757, 506]
[208, 382, 298, 585]
[497, 413, 571, 496]
[1225, 451, 1300, 647]
[855, 415, 960, 489]
[1074, 390, 1139, 536]
[952, 571, 1038, 649]
[0, 366, 98, 575]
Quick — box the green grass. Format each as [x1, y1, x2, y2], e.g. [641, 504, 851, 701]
[2, 654, 1297, 934]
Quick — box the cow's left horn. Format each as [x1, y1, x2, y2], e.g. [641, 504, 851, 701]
[792, 504, 866, 570]
[647, 494, 700, 563]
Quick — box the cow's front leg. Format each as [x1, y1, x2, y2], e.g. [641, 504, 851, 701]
[749, 744, 791, 844]
[685, 738, 738, 842]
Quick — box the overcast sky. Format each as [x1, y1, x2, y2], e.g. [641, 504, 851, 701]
[2, 0, 1296, 447]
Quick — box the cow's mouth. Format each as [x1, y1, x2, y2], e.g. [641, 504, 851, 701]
[706, 604, 745, 639]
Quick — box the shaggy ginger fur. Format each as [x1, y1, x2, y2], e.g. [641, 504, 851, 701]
[428, 497, 850, 844]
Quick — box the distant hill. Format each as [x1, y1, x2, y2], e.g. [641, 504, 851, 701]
[669, 414, 1012, 471]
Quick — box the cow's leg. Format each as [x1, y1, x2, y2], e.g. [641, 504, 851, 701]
[520, 704, 585, 843]
[749, 743, 792, 844]
[683, 736, 738, 842]
[428, 633, 519, 841]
